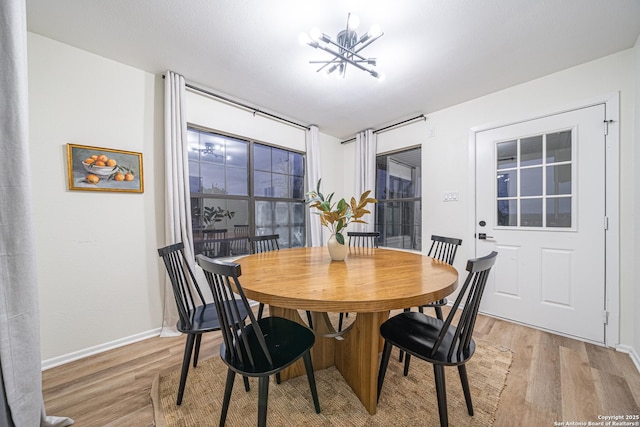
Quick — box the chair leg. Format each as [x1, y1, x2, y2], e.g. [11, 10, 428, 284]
[257, 376, 270, 427]
[399, 309, 411, 362]
[434, 305, 444, 320]
[243, 376, 250, 392]
[338, 313, 344, 331]
[220, 369, 235, 427]
[257, 303, 265, 319]
[305, 311, 314, 330]
[302, 351, 321, 413]
[377, 340, 393, 402]
[458, 364, 474, 416]
[403, 353, 412, 376]
[418, 306, 424, 314]
[177, 333, 196, 405]
[193, 333, 202, 368]
[275, 373, 281, 384]
[433, 365, 449, 427]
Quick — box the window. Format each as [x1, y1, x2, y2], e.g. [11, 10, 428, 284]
[496, 130, 572, 228]
[375, 147, 421, 250]
[187, 127, 305, 257]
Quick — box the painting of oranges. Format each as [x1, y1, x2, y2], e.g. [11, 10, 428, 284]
[67, 143, 143, 193]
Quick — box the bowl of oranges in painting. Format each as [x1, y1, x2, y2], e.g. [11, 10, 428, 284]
[82, 153, 135, 184]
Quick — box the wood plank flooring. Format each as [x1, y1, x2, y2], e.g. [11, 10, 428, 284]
[42, 309, 640, 426]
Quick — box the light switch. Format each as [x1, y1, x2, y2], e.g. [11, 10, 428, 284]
[443, 191, 458, 202]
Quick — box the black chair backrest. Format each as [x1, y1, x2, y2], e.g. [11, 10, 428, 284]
[204, 228, 228, 239]
[347, 231, 380, 248]
[196, 254, 272, 369]
[249, 234, 280, 254]
[234, 225, 249, 236]
[431, 251, 498, 362]
[158, 242, 204, 330]
[427, 235, 463, 265]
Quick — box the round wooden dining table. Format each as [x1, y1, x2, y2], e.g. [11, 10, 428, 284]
[235, 246, 458, 415]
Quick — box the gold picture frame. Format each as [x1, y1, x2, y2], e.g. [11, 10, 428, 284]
[66, 143, 144, 193]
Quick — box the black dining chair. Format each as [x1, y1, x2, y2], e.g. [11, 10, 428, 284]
[421, 235, 463, 319]
[347, 231, 380, 248]
[337, 231, 381, 331]
[248, 234, 280, 320]
[399, 235, 463, 364]
[157, 242, 249, 405]
[196, 254, 321, 427]
[377, 251, 498, 427]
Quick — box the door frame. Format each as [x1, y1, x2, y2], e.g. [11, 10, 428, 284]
[467, 92, 620, 347]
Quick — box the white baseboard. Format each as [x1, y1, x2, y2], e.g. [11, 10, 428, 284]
[616, 344, 640, 374]
[41, 328, 162, 371]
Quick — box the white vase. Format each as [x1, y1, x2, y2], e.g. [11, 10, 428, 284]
[327, 234, 348, 261]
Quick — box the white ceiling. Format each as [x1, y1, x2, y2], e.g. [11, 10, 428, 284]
[26, 0, 640, 139]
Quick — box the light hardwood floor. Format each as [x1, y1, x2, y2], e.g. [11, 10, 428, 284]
[42, 308, 640, 426]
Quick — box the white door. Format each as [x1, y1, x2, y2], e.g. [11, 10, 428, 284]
[475, 104, 606, 343]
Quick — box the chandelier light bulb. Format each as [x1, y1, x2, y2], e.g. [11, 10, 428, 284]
[348, 14, 360, 30]
[299, 32, 311, 46]
[309, 27, 322, 42]
[368, 24, 382, 38]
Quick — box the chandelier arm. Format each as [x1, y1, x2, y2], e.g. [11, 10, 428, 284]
[324, 50, 377, 76]
[351, 33, 384, 55]
[322, 38, 370, 62]
[315, 43, 368, 65]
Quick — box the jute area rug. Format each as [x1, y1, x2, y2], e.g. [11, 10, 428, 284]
[151, 340, 511, 427]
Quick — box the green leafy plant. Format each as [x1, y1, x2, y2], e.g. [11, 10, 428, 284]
[305, 179, 378, 245]
[203, 206, 235, 227]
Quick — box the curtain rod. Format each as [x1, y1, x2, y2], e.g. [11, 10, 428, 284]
[340, 114, 427, 144]
[163, 75, 310, 130]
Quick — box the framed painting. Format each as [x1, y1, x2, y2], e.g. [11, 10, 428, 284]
[66, 143, 144, 193]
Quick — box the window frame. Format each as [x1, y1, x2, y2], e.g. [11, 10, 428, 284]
[187, 125, 306, 254]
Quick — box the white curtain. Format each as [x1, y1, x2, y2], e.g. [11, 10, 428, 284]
[161, 71, 195, 336]
[354, 129, 377, 232]
[305, 125, 323, 246]
[0, 1, 73, 425]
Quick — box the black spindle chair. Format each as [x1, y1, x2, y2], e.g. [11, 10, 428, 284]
[248, 234, 280, 320]
[337, 231, 381, 331]
[377, 251, 498, 427]
[399, 235, 463, 364]
[421, 235, 463, 319]
[196, 255, 321, 427]
[347, 231, 380, 248]
[157, 242, 249, 405]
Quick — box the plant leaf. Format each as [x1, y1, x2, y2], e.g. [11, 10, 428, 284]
[336, 232, 345, 245]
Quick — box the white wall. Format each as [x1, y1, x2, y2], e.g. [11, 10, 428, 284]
[344, 49, 638, 351]
[28, 33, 166, 364]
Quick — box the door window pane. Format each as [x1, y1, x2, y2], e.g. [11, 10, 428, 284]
[547, 197, 572, 227]
[546, 131, 571, 163]
[521, 198, 543, 227]
[497, 171, 517, 198]
[520, 167, 543, 197]
[497, 140, 517, 169]
[520, 135, 543, 166]
[546, 164, 571, 195]
[497, 200, 517, 226]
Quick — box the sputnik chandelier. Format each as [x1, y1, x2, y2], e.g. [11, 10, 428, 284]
[299, 13, 384, 79]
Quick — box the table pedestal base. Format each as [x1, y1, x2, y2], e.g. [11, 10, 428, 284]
[269, 306, 388, 415]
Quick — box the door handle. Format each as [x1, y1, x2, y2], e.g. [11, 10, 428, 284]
[477, 233, 494, 240]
